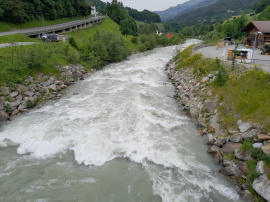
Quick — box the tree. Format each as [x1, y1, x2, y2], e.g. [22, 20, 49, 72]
[120, 17, 137, 37]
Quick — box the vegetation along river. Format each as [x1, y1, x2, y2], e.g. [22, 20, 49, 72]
[0, 39, 242, 201]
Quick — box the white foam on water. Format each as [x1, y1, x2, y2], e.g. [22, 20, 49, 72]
[0, 39, 241, 201]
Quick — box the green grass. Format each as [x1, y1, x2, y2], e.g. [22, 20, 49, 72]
[0, 34, 39, 44]
[241, 139, 253, 151]
[68, 17, 139, 51]
[67, 17, 121, 41]
[0, 16, 86, 32]
[214, 69, 270, 131]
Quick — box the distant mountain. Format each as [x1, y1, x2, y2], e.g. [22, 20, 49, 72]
[171, 0, 259, 25]
[154, 0, 218, 21]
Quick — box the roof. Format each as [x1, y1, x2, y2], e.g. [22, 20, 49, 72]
[242, 21, 270, 33]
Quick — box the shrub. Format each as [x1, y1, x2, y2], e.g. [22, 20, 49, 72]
[131, 37, 138, 44]
[213, 66, 228, 86]
[138, 43, 147, 52]
[241, 139, 253, 151]
[68, 37, 78, 50]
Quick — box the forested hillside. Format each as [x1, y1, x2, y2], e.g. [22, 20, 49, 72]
[171, 0, 259, 25]
[127, 8, 161, 23]
[154, 0, 218, 21]
[0, 0, 91, 24]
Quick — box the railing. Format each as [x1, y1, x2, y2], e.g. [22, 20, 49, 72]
[0, 16, 106, 37]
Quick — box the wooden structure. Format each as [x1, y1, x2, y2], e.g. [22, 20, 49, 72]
[242, 21, 270, 48]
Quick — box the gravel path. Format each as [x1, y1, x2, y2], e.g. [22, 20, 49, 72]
[196, 45, 270, 73]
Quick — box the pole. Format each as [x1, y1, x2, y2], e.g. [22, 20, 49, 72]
[251, 32, 258, 64]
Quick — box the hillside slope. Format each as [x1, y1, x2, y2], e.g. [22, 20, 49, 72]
[171, 0, 259, 25]
[154, 0, 218, 21]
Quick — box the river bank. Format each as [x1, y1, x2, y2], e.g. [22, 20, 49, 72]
[166, 45, 270, 201]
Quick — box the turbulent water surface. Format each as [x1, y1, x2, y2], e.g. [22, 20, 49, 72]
[0, 39, 242, 201]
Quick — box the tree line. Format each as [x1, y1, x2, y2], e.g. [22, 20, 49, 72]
[127, 8, 161, 23]
[0, 0, 91, 24]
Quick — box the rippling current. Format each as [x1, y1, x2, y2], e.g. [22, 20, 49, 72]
[0, 39, 242, 201]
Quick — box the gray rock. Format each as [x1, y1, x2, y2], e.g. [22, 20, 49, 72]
[1, 87, 10, 95]
[225, 163, 242, 176]
[10, 100, 21, 108]
[223, 159, 234, 167]
[18, 104, 27, 110]
[256, 161, 265, 175]
[258, 134, 270, 141]
[237, 120, 252, 133]
[16, 95, 23, 100]
[205, 101, 216, 114]
[24, 91, 35, 97]
[241, 183, 249, 190]
[230, 134, 242, 143]
[242, 129, 257, 139]
[17, 85, 29, 93]
[262, 144, 270, 155]
[234, 149, 253, 161]
[220, 142, 242, 156]
[54, 80, 61, 85]
[9, 91, 18, 98]
[48, 84, 57, 91]
[207, 145, 220, 154]
[0, 111, 9, 121]
[253, 143, 263, 149]
[202, 77, 209, 83]
[253, 175, 270, 201]
[242, 190, 254, 202]
[206, 133, 214, 143]
[190, 108, 199, 118]
[0, 102, 3, 111]
[214, 137, 227, 147]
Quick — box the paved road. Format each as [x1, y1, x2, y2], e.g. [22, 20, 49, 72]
[196, 45, 270, 73]
[0, 42, 36, 48]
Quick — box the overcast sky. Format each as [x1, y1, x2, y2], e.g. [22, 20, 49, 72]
[103, 0, 189, 11]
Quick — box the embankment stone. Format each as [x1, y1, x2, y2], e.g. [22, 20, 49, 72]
[256, 161, 265, 175]
[261, 144, 270, 155]
[234, 149, 253, 161]
[253, 175, 270, 201]
[237, 120, 252, 133]
[219, 142, 242, 156]
[0, 111, 9, 121]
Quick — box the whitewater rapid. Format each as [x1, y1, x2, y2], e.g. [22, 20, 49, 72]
[0, 39, 242, 201]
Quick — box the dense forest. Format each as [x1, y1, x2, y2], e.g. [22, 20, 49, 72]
[87, 0, 106, 12]
[0, 0, 91, 24]
[171, 0, 259, 25]
[127, 8, 161, 23]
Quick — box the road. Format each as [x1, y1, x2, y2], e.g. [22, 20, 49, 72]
[196, 45, 270, 72]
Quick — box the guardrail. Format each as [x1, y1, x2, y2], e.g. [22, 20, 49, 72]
[0, 16, 106, 37]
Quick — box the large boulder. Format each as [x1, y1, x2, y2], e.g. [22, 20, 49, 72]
[219, 142, 242, 156]
[242, 129, 257, 139]
[230, 134, 242, 143]
[17, 85, 29, 93]
[258, 134, 270, 141]
[208, 145, 220, 154]
[237, 120, 252, 133]
[9, 91, 18, 98]
[262, 144, 270, 155]
[214, 137, 227, 147]
[225, 163, 242, 176]
[1, 87, 10, 95]
[0, 111, 9, 121]
[256, 161, 265, 175]
[234, 149, 253, 161]
[253, 175, 270, 201]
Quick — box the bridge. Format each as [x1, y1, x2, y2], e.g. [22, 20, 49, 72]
[0, 16, 106, 38]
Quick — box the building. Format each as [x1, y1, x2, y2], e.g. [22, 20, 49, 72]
[242, 21, 270, 48]
[87, 3, 98, 17]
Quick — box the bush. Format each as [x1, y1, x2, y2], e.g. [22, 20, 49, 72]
[139, 35, 157, 50]
[138, 43, 147, 52]
[68, 37, 78, 50]
[252, 149, 270, 164]
[131, 37, 138, 44]
[241, 139, 253, 151]
[213, 66, 228, 86]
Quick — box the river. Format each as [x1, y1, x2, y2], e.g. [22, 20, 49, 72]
[0, 39, 242, 201]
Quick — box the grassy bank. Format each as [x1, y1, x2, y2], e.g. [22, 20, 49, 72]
[0, 34, 39, 44]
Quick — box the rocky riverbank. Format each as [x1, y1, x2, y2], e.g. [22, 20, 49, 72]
[0, 64, 91, 126]
[165, 58, 270, 201]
